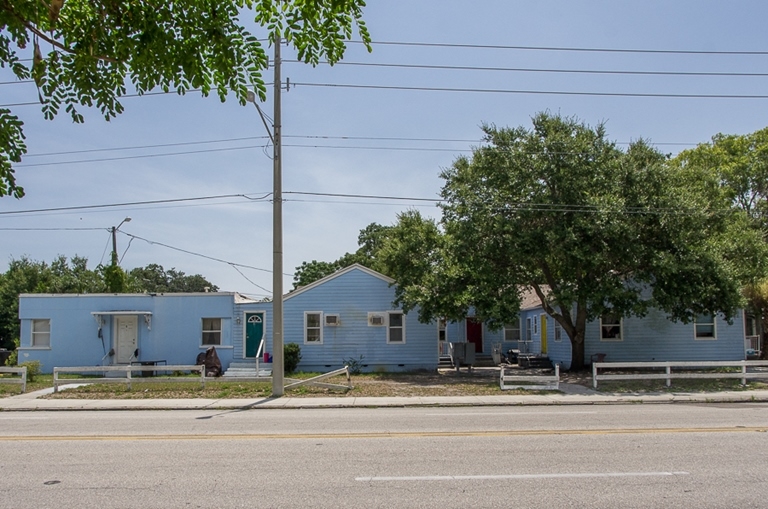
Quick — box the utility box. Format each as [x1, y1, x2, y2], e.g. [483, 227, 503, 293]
[449, 342, 475, 371]
[491, 343, 502, 365]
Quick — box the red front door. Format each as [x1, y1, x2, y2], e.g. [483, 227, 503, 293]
[466, 318, 483, 353]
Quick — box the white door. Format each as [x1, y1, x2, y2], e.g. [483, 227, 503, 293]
[115, 316, 138, 364]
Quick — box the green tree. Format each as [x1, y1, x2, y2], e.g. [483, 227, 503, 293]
[0, 0, 371, 198]
[128, 264, 218, 293]
[0, 255, 105, 348]
[292, 223, 392, 289]
[390, 113, 763, 369]
[674, 127, 768, 358]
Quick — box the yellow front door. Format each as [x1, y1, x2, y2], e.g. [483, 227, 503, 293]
[540, 314, 547, 354]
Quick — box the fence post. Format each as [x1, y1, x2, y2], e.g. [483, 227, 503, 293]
[201, 366, 206, 389]
[592, 362, 598, 389]
[53, 367, 59, 393]
[741, 362, 747, 385]
[20, 366, 27, 394]
[666, 364, 671, 387]
[127, 367, 132, 391]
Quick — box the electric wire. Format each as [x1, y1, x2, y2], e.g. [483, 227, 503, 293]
[292, 82, 768, 100]
[16, 144, 272, 168]
[120, 231, 293, 277]
[290, 60, 768, 78]
[0, 227, 107, 231]
[19, 134, 697, 162]
[351, 39, 768, 56]
[0, 193, 271, 216]
[24, 136, 271, 158]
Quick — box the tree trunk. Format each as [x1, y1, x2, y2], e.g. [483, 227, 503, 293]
[570, 330, 586, 370]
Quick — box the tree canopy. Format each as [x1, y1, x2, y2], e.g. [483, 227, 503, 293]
[128, 263, 218, 293]
[673, 126, 768, 358]
[292, 222, 392, 289]
[0, 0, 370, 198]
[386, 113, 766, 369]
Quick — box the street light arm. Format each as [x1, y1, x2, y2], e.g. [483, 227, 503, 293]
[247, 92, 275, 145]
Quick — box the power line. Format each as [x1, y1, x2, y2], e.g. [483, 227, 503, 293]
[0, 227, 106, 231]
[20, 134, 697, 162]
[25, 135, 271, 158]
[16, 144, 272, 168]
[22, 134, 480, 159]
[285, 191, 441, 202]
[121, 231, 293, 277]
[0, 193, 270, 216]
[293, 60, 768, 78]
[293, 82, 768, 100]
[351, 40, 768, 56]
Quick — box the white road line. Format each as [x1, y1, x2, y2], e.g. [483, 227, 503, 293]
[356, 471, 690, 482]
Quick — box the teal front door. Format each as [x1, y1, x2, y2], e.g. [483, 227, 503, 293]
[245, 312, 264, 358]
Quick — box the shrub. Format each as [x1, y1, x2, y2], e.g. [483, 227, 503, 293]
[5, 338, 20, 366]
[19, 360, 41, 382]
[342, 355, 365, 375]
[284, 343, 302, 374]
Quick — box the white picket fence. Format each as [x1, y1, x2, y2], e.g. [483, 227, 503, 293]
[592, 360, 768, 389]
[0, 366, 27, 393]
[500, 364, 559, 390]
[53, 365, 205, 392]
[53, 364, 352, 393]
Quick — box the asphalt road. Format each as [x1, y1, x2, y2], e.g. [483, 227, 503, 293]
[0, 404, 766, 508]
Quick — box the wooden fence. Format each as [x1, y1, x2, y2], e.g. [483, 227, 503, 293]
[0, 366, 27, 393]
[592, 360, 768, 389]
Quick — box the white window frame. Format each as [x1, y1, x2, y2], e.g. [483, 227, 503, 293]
[387, 311, 405, 344]
[201, 318, 222, 346]
[31, 318, 51, 348]
[554, 320, 563, 342]
[305, 311, 323, 344]
[694, 313, 716, 340]
[437, 318, 447, 342]
[525, 317, 532, 343]
[324, 314, 340, 326]
[533, 317, 538, 335]
[504, 319, 520, 342]
[600, 313, 623, 341]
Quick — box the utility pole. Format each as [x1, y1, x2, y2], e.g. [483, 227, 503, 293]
[111, 217, 131, 266]
[271, 36, 284, 396]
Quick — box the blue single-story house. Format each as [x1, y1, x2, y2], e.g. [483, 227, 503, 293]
[16, 264, 757, 373]
[494, 290, 756, 370]
[16, 264, 440, 374]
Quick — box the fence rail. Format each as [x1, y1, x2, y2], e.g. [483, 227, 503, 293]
[500, 364, 559, 391]
[0, 367, 27, 393]
[592, 360, 768, 389]
[53, 365, 205, 392]
[284, 366, 352, 391]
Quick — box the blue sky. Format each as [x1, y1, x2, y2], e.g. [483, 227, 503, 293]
[2, 0, 767, 298]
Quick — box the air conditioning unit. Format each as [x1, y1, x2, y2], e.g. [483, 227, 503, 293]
[368, 313, 385, 326]
[325, 314, 340, 326]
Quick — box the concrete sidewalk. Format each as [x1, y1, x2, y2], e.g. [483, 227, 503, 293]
[2, 385, 768, 411]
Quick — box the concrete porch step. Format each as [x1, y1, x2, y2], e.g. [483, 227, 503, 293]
[222, 362, 272, 378]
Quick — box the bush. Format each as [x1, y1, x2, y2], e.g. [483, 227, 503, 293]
[19, 360, 41, 382]
[284, 343, 302, 374]
[5, 338, 20, 366]
[342, 355, 365, 375]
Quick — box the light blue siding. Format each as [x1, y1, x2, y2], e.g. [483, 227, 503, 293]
[538, 307, 747, 370]
[280, 267, 437, 372]
[18, 293, 237, 373]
